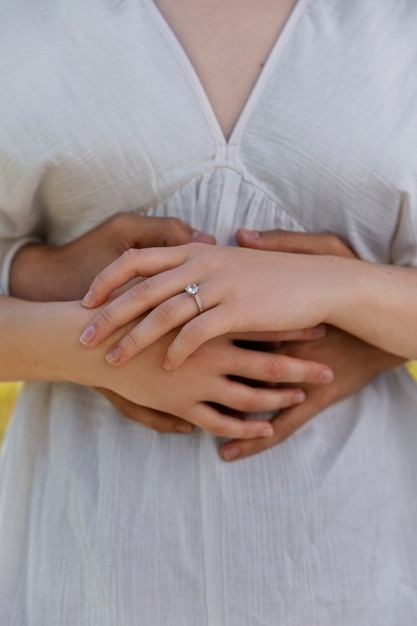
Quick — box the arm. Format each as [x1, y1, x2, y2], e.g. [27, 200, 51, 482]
[9, 214, 333, 435]
[0, 294, 335, 439]
[10, 213, 215, 301]
[79, 242, 417, 367]
[8, 213, 214, 433]
[218, 229, 405, 460]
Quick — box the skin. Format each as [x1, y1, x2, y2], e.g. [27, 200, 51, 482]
[153, 0, 298, 139]
[79, 240, 417, 368]
[8, 213, 333, 440]
[9, 218, 405, 459]
[10, 214, 216, 302]
[2, 293, 333, 440]
[6, 0, 406, 457]
[220, 229, 405, 460]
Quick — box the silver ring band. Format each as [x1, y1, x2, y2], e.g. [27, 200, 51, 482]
[185, 283, 204, 314]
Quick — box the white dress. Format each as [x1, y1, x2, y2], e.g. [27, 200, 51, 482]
[1, 0, 417, 624]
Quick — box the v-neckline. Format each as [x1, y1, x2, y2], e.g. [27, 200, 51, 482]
[143, 0, 309, 153]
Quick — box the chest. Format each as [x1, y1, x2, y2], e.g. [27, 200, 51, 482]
[1, 0, 417, 264]
[153, 0, 297, 139]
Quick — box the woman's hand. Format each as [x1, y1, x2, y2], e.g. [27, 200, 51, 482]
[9, 213, 215, 434]
[6, 209, 335, 438]
[79, 242, 346, 368]
[219, 229, 406, 460]
[10, 213, 215, 301]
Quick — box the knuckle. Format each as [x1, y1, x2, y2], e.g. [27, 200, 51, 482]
[185, 240, 207, 258]
[153, 301, 176, 325]
[264, 356, 286, 381]
[241, 390, 262, 413]
[122, 247, 142, 266]
[123, 331, 141, 352]
[183, 320, 205, 343]
[97, 305, 115, 328]
[128, 279, 152, 302]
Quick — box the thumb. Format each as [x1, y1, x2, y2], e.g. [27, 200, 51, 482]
[236, 228, 355, 257]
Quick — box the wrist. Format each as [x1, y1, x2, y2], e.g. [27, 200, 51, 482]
[1, 298, 111, 386]
[10, 244, 56, 301]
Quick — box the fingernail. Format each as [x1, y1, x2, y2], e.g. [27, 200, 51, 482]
[222, 446, 241, 461]
[319, 369, 334, 383]
[106, 346, 122, 364]
[259, 426, 274, 437]
[82, 291, 94, 307]
[193, 229, 214, 243]
[239, 228, 260, 240]
[163, 359, 173, 371]
[80, 326, 96, 345]
[175, 423, 193, 433]
[294, 391, 306, 403]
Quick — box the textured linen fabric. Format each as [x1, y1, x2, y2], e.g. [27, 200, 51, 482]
[1, 0, 417, 624]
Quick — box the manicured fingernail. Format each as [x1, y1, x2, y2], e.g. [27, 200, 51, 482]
[222, 446, 241, 461]
[259, 426, 274, 437]
[82, 291, 94, 307]
[106, 346, 122, 364]
[239, 228, 260, 240]
[295, 391, 306, 403]
[175, 423, 193, 433]
[193, 229, 214, 243]
[80, 326, 96, 345]
[319, 369, 334, 383]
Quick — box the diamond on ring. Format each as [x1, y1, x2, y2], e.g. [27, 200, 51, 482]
[185, 283, 204, 314]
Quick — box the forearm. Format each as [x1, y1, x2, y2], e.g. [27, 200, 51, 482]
[324, 257, 417, 359]
[10, 244, 92, 301]
[0, 295, 105, 383]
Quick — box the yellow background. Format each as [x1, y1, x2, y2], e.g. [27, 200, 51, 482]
[0, 383, 22, 442]
[2, 365, 417, 444]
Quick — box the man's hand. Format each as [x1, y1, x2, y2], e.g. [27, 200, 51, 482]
[219, 229, 405, 461]
[10, 213, 215, 301]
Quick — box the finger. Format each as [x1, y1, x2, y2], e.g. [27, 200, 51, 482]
[232, 324, 327, 344]
[96, 388, 194, 433]
[211, 378, 306, 413]
[227, 348, 334, 385]
[104, 293, 203, 365]
[80, 258, 207, 349]
[220, 398, 321, 461]
[188, 403, 274, 439]
[236, 228, 356, 258]
[81, 245, 193, 308]
[164, 304, 233, 370]
[124, 215, 215, 247]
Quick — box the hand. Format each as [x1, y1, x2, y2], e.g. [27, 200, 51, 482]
[79, 242, 348, 368]
[10, 213, 215, 301]
[219, 229, 406, 460]
[74, 306, 335, 439]
[9, 213, 214, 434]
[95, 387, 196, 434]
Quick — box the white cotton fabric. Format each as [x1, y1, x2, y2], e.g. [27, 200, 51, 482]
[1, 0, 417, 623]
